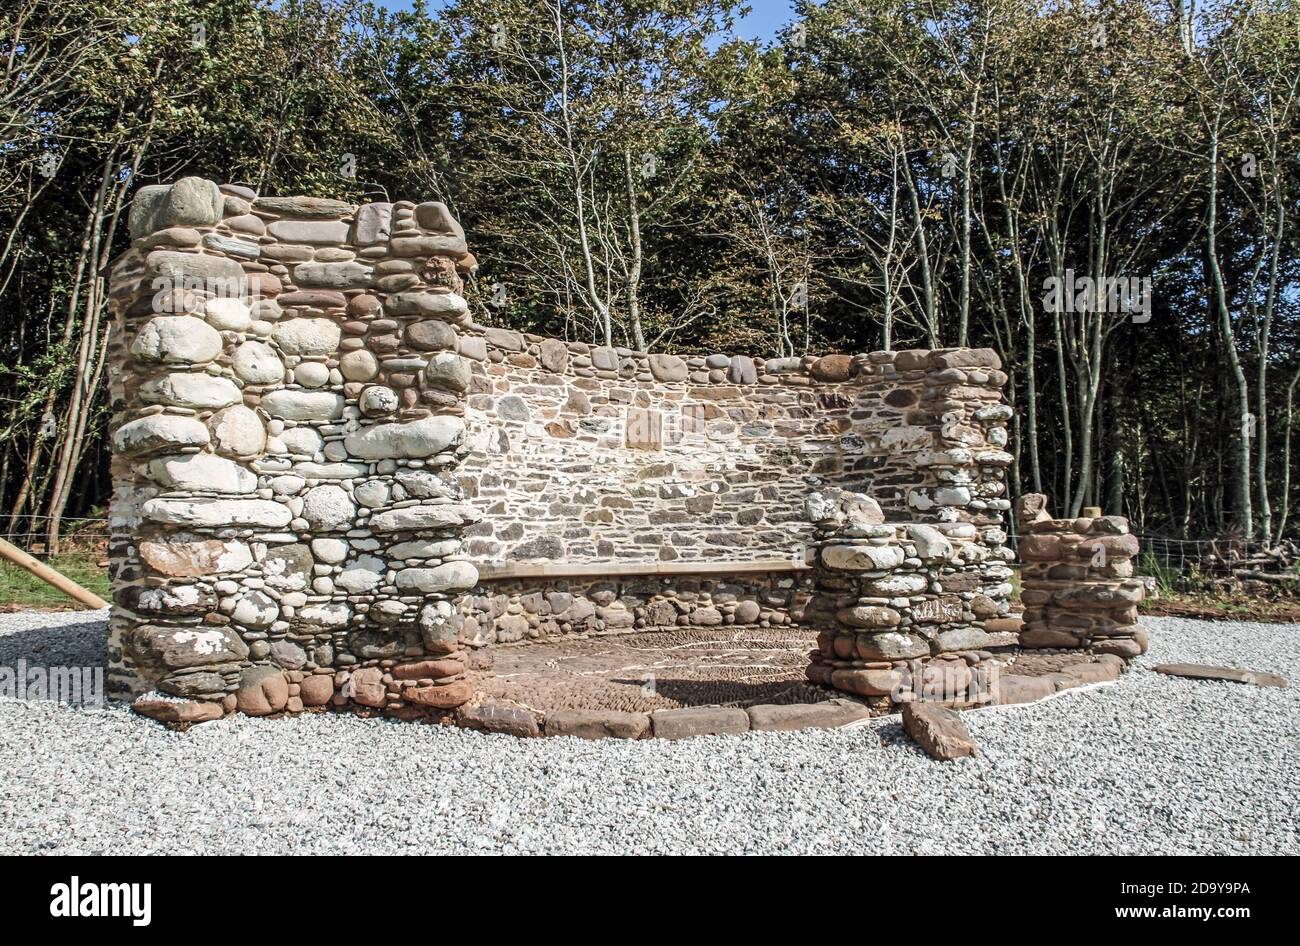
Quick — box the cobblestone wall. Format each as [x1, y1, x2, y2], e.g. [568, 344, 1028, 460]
[108, 178, 478, 721]
[463, 569, 814, 645]
[1015, 494, 1148, 658]
[803, 488, 1016, 710]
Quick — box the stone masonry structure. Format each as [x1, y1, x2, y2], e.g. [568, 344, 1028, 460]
[803, 487, 1014, 709]
[104, 177, 1143, 730]
[1015, 494, 1148, 658]
[457, 327, 1017, 646]
[108, 178, 479, 723]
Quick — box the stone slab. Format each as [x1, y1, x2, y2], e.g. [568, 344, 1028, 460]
[745, 700, 872, 732]
[901, 703, 978, 760]
[651, 706, 750, 740]
[1153, 663, 1289, 689]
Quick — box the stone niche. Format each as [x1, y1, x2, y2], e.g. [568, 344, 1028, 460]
[107, 177, 1039, 728]
[458, 332, 1017, 646]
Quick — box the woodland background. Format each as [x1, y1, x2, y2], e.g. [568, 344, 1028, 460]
[1, 0, 1297, 553]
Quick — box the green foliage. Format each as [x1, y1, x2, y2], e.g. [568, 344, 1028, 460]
[0, 553, 110, 608]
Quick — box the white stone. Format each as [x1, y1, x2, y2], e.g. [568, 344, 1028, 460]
[292, 462, 367, 479]
[906, 524, 955, 562]
[271, 318, 341, 356]
[204, 297, 252, 331]
[208, 405, 266, 457]
[344, 416, 464, 460]
[232, 590, 279, 629]
[279, 427, 324, 456]
[252, 299, 283, 321]
[335, 555, 386, 593]
[140, 372, 242, 410]
[394, 561, 479, 594]
[868, 573, 929, 596]
[932, 486, 972, 506]
[394, 470, 454, 499]
[231, 340, 284, 384]
[300, 485, 355, 530]
[144, 454, 256, 494]
[132, 316, 224, 365]
[820, 544, 905, 571]
[339, 349, 378, 381]
[370, 505, 477, 533]
[388, 539, 461, 559]
[358, 385, 399, 417]
[113, 415, 210, 456]
[295, 602, 351, 629]
[353, 480, 391, 508]
[294, 362, 330, 387]
[141, 497, 293, 528]
[270, 475, 306, 495]
[262, 390, 344, 421]
[310, 538, 348, 564]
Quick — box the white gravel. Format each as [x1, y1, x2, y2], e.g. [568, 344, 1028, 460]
[1, 610, 1296, 855]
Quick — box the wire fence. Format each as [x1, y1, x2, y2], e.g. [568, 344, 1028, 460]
[1004, 529, 1296, 594]
[0, 517, 110, 557]
[1132, 533, 1300, 591]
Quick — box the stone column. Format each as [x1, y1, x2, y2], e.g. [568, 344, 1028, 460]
[803, 488, 1008, 710]
[1015, 494, 1148, 657]
[107, 177, 480, 724]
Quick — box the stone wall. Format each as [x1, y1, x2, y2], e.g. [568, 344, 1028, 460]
[105, 176, 1029, 726]
[460, 336, 1015, 565]
[463, 568, 813, 646]
[457, 327, 1015, 644]
[107, 177, 480, 721]
[1015, 494, 1148, 658]
[802, 488, 1016, 710]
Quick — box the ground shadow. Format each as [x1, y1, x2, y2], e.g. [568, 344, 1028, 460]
[0, 613, 107, 673]
[609, 675, 834, 707]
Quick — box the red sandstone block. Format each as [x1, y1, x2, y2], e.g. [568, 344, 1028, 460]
[391, 658, 465, 680]
[902, 703, 978, 760]
[133, 697, 224, 725]
[403, 680, 473, 709]
[544, 709, 650, 740]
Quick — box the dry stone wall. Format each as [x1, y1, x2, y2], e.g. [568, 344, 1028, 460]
[107, 177, 480, 721]
[1015, 494, 1149, 658]
[462, 570, 815, 646]
[457, 333, 1015, 643]
[460, 339, 1015, 563]
[105, 177, 1036, 725]
[802, 488, 1016, 710]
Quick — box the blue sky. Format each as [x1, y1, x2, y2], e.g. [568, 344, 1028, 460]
[372, 0, 797, 41]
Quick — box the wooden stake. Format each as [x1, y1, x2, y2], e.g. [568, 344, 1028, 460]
[0, 537, 109, 609]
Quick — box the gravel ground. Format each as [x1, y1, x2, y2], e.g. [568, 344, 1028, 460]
[0, 609, 1296, 855]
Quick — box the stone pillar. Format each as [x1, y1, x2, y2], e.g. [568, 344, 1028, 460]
[107, 177, 480, 723]
[888, 348, 1015, 528]
[803, 488, 1010, 710]
[1015, 494, 1148, 658]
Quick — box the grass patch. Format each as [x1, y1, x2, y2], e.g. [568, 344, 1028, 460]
[0, 552, 110, 609]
